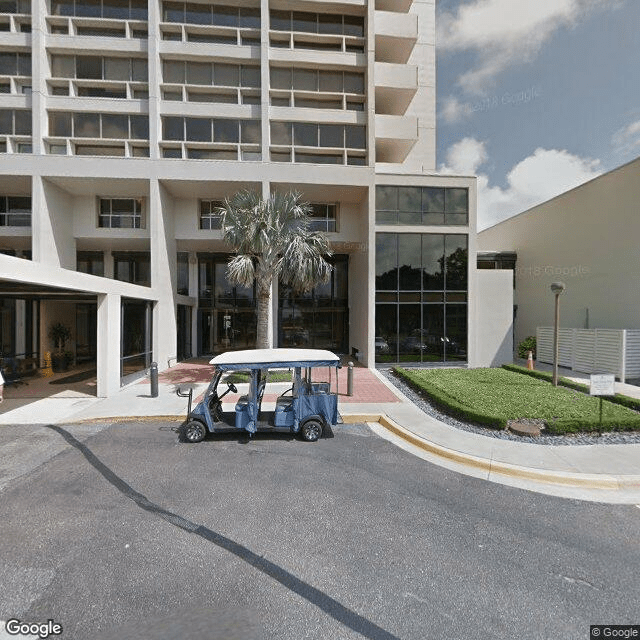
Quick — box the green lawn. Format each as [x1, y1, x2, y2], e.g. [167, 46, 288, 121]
[394, 367, 640, 434]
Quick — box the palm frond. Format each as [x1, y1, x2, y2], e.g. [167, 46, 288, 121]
[227, 254, 255, 289]
[281, 228, 333, 293]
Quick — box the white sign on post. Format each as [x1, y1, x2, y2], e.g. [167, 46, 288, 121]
[590, 374, 615, 396]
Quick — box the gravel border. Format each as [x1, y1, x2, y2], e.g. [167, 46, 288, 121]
[379, 369, 640, 446]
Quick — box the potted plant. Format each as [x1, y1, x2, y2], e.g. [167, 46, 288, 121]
[48, 322, 72, 373]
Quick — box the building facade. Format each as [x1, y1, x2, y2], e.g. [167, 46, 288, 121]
[478, 157, 640, 349]
[0, 0, 510, 396]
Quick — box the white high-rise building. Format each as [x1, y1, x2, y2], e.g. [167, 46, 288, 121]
[0, 0, 510, 396]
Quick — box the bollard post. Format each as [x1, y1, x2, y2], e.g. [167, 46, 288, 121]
[150, 361, 159, 398]
[347, 361, 354, 397]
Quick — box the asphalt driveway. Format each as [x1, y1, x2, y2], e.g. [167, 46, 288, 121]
[0, 420, 638, 639]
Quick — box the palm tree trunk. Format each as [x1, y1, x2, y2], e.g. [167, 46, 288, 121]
[256, 291, 271, 349]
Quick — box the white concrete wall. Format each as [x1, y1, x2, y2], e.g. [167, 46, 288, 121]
[347, 195, 370, 364]
[34, 178, 75, 269]
[478, 158, 640, 348]
[473, 270, 513, 368]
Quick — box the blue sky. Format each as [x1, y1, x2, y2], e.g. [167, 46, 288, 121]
[435, 0, 640, 229]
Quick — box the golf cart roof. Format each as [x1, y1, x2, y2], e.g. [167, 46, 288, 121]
[209, 348, 341, 371]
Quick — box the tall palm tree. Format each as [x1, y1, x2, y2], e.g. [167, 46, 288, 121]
[220, 190, 333, 349]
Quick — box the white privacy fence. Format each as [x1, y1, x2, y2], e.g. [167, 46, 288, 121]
[536, 327, 640, 382]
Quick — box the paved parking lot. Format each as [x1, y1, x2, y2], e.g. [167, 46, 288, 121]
[0, 420, 639, 639]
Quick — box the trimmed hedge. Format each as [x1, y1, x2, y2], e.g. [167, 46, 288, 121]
[502, 364, 640, 412]
[394, 366, 640, 435]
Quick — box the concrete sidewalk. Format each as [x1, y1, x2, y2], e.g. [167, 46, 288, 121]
[1, 360, 639, 503]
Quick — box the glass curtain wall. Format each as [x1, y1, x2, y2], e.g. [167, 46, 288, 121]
[375, 233, 468, 364]
[197, 254, 256, 355]
[278, 255, 348, 353]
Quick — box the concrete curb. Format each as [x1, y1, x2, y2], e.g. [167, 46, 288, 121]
[342, 413, 640, 491]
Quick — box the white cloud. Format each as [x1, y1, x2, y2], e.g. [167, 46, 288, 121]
[612, 118, 640, 158]
[440, 95, 473, 124]
[440, 137, 488, 174]
[440, 139, 602, 229]
[438, 0, 625, 94]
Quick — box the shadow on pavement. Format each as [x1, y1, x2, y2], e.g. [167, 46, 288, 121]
[47, 424, 399, 640]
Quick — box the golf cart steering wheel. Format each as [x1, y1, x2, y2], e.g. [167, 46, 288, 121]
[227, 382, 238, 393]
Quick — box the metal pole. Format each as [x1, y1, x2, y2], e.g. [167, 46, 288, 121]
[347, 361, 354, 397]
[150, 361, 158, 397]
[552, 293, 560, 386]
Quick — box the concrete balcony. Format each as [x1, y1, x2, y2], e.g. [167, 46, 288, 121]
[374, 114, 417, 163]
[374, 10, 417, 64]
[374, 62, 417, 115]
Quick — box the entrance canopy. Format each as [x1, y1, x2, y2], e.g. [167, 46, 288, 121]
[210, 348, 341, 370]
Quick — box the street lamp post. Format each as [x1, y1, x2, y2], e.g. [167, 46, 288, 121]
[550, 282, 566, 386]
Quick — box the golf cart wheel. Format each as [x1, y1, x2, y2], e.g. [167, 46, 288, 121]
[300, 419, 323, 442]
[182, 420, 206, 443]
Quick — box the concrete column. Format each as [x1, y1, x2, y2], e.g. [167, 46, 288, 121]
[147, 0, 161, 159]
[31, 0, 47, 155]
[189, 252, 198, 357]
[15, 300, 26, 357]
[104, 250, 114, 279]
[96, 293, 121, 397]
[365, 185, 376, 367]
[260, 0, 269, 162]
[150, 179, 177, 368]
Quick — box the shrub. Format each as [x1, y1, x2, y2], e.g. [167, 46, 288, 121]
[517, 336, 536, 360]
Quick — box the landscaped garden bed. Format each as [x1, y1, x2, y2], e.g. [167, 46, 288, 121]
[393, 367, 640, 435]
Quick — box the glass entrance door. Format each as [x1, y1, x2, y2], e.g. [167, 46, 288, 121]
[198, 309, 257, 355]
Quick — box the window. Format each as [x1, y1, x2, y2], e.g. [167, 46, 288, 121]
[0, 0, 30, 13]
[0, 52, 30, 76]
[199, 200, 223, 230]
[98, 197, 143, 228]
[161, 116, 259, 146]
[49, 112, 149, 141]
[0, 109, 31, 135]
[114, 253, 150, 286]
[270, 121, 366, 164]
[375, 233, 468, 363]
[270, 10, 363, 37]
[376, 186, 469, 226]
[50, 0, 148, 20]
[162, 1, 259, 28]
[270, 66, 365, 99]
[177, 252, 189, 294]
[76, 251, 104, 276]
[51, 55, 148, 83]
[0, 195, 31, 226]
[162, 60, 259, 91]
[308, 204, 337, 232]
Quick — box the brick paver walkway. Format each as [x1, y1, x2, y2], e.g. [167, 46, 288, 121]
[154, 358, 400, 404]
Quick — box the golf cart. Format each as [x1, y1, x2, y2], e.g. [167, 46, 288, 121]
[177, 348, 342, 443]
